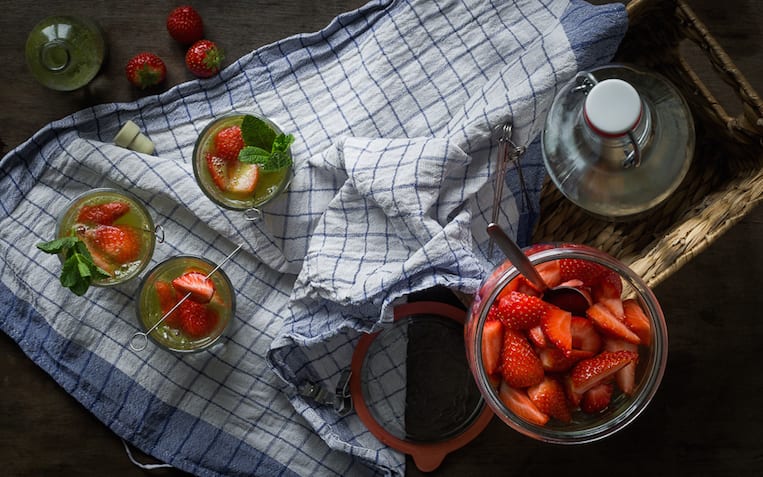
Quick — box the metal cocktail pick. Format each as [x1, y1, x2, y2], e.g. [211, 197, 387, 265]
[129, 244, 243, 352]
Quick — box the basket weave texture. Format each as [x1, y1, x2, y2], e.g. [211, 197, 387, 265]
[532, 0, 763, 289]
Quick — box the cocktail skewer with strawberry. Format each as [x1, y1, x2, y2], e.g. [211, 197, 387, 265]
[129, 244, 241, 352]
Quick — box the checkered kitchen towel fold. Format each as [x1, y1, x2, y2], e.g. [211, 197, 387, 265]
[0, 1, 627, 475]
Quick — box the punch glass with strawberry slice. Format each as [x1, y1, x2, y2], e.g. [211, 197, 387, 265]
[38, 188, 157, 295]
[465, 243, 668, 443]
[192, 113, 293, 217]
[135, 256, 235, 352]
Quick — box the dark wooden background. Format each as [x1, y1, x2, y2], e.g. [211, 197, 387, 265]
[1, 1, 761, 476]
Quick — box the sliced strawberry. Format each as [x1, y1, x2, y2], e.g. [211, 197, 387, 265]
[481, 320, 504, 376]
[539, 347, 593, 373]
[179, 300, 219, 339]
[493, 259, 545, 300]
[564, 376, 583, 407]
[500, 329, 544, 388]
[227, 161, 260, 195]
[76, 228, 115, 274]
[593, 270, 623, 301]
[569, 350, 639, 395]
[535, 260, 562, 289]
[580, 381, 614, 414]
[600, 297, 625, 319]
[206, 153, 230, 191]
[480, 260, 513, 301]
[571, 316, 602, 354]
[213, 125, 245, 162]
[558, 278, 585, 288]
[558, 257, 608, 286]
[172, 271, 215, 304]
[604, 338, 639, 395]
[527, 376, 572, 423]
[528, 325, 549, 348]
[487, 291, 548, 330]
[77, 201, 130, 225]
[82, 225, 141, 265]
[154, 280, 182, 328]
[513, 278, 542, 297]
[586, 303, 641, 344]
[541, 306, 572, 352]
[622, 299, 652, 345]
[498, 381, 549, 426]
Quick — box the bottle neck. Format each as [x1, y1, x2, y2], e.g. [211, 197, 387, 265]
[39, 40, 71, 72]
[579, 78, 652, 169]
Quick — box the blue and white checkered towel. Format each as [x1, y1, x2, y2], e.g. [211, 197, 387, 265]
[0, 1, 627, 475]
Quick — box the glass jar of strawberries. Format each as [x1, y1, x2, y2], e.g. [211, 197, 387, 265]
[465, 243, 667, 443]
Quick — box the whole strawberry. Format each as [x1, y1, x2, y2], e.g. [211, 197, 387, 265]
[125, 52, 166, 89]
[167, 5, 204, 45]
[185, 39, 223, 78]
[213, 126, 245, 162]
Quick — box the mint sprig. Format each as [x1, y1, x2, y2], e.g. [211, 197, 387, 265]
[237, 115, 294, 172]
[37, 235, 110, 296]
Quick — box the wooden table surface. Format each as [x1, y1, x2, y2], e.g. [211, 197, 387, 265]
[1, 1, 761, 476]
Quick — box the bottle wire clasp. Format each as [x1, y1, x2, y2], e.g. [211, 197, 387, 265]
[572, 71, 641, 169]
[489, 121, 529, 255]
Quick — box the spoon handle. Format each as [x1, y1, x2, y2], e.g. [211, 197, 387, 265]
[486, 223, 548, 292]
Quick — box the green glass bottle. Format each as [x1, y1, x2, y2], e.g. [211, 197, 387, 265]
[25, 16, 106, 91]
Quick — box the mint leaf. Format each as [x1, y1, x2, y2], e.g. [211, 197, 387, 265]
[36, 236, 79, 254]
[37, 234, 109, 296]
[241, 115, 276, 149]
[264, 151, 292, 172]
[238, 145, 271, 165]
[238, 115, 294, 172]
[77, 260, 92, 279]
[69, 279, 89, 297]
[272, 133, 295, 153]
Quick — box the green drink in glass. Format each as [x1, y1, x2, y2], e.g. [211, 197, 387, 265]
[55, 188, 157, 286]
[135, 256, 235, 353]
[192, 113, 293, 216]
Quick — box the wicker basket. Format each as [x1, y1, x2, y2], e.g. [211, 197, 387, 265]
[532, 0, 763, 289]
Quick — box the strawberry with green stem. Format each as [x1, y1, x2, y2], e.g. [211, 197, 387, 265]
[126, 52, 166, 89]
[186, 39, 223, 78]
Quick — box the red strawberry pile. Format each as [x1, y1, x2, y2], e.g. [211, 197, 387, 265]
[205, 125, 260, 195]
[75, 201, 141, 274]
[126, 5, 224, 89]
[154, 270, 219, 339]
[481, 248, 652, 426]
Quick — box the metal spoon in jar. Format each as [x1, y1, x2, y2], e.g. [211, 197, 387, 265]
[486, 223, 591, 314]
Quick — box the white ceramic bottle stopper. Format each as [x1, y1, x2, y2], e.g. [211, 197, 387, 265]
[114, 120, 155, 155]
[584, 79, 642, 137]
